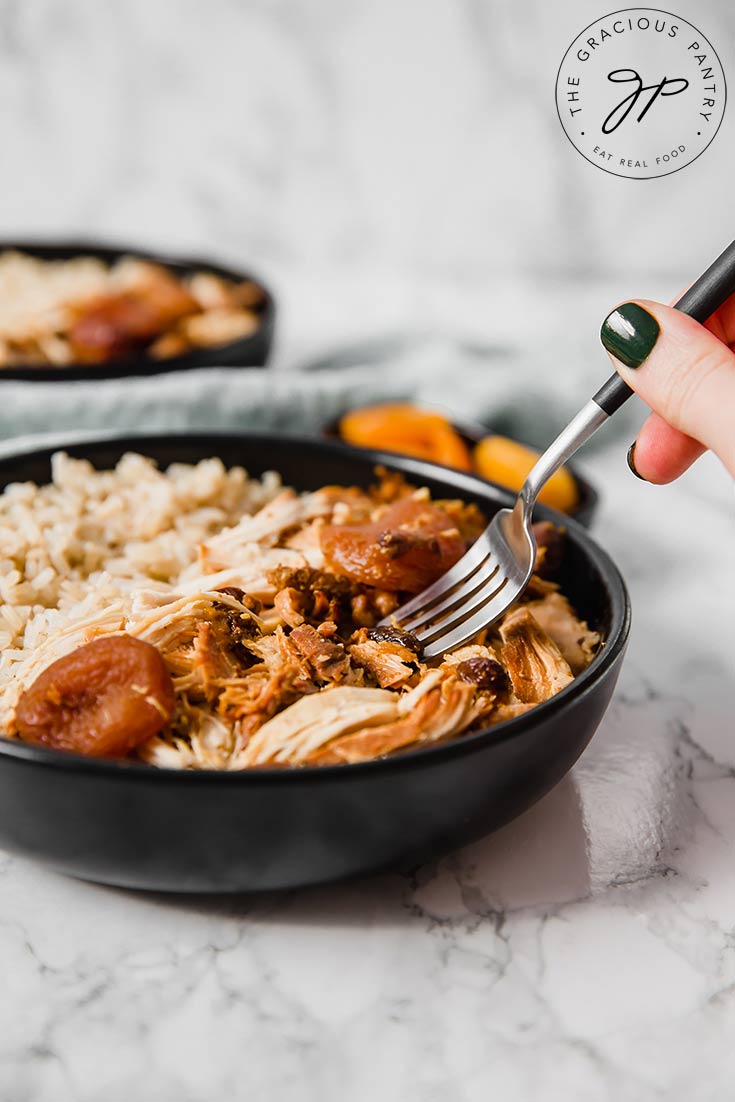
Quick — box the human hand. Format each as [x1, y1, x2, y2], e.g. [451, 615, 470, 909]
[600, 299, 735, 482]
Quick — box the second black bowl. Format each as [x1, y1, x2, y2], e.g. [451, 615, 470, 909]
[323, 410, 600, 527]
[0, 241, 275, 381]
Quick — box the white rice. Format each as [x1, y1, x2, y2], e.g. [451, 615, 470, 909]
[0, 452, 282, 730]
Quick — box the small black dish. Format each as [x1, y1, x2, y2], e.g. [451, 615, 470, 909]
[0, 241, 275, 381]
[0, 433, 629, 892]
[322, 411, 600, 528]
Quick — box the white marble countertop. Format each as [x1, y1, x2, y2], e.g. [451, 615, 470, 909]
[0, 362, 732, 1101]
[0, 0, 733, 1093]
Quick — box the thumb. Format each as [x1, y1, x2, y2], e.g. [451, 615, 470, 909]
[600, 300, 735, 477]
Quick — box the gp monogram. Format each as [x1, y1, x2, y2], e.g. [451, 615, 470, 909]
[555, 8, 726, 179]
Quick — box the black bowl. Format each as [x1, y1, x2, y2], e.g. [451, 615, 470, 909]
[0, 241, 275, 381]
[0, 433, 630, 892]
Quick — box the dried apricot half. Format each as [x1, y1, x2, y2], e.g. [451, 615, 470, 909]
[474, 435, 579, 514]
[15, 635, 175, 759]
[339, 404, 473, 471]
[321, 497, 466, 593]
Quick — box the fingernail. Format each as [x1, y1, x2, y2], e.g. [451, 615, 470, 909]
[626, 441, 646, 481]
[601, 302, 660, 368]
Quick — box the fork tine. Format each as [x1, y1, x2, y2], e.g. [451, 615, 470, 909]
[421, 577, 518, 659]
[381, 537, 489, 626]
[399, 555, 499, 633]
[419, 570, 510, 646]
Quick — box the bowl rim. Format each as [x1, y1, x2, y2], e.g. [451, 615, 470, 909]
[0, 431, 631, 781]
[0, 238, 275, 381]
[320, 407, 599, 527]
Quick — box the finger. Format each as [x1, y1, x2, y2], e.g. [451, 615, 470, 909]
[600, 299, 735, 477]
[704, 293, 735, 348]
[628, 412, 706, 484]
[668, 286, 735, 347]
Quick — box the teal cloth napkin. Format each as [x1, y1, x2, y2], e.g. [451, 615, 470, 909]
[0, 335, 636, 459]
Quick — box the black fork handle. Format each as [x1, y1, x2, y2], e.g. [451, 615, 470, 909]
[593, 237, 735, 416]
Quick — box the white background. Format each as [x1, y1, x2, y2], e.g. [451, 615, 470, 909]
[0, 0, 732, 364]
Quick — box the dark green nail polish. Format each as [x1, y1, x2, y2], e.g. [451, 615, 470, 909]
[601, 302, 660, 368]
[626, 442, 646, 481]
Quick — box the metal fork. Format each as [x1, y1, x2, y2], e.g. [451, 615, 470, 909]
[382, 238, 735, 659]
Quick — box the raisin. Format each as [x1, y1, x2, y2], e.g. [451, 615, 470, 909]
[216, 585, 246, 601]
[216, 586, 261, 614]
[365, 625, 423, 656]
[456, 656, 509, 694]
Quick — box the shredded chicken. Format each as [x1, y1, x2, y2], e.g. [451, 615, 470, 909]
[309, 670, 478, 765]
[3, 457, 600, 769]
[524, 591, 600, 674]
[348, 628, 419, 689]
[239, 668, 481, 767]
[216, 627, 319, 736]
[238, 685, 400, 766]
[498, 607, 574, 704]
[197, 490, 331, 574]
[289, 624, 355, 685]
[268, 567, 398, 629]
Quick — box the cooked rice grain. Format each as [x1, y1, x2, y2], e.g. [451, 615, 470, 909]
[0, 453, 281, 728]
